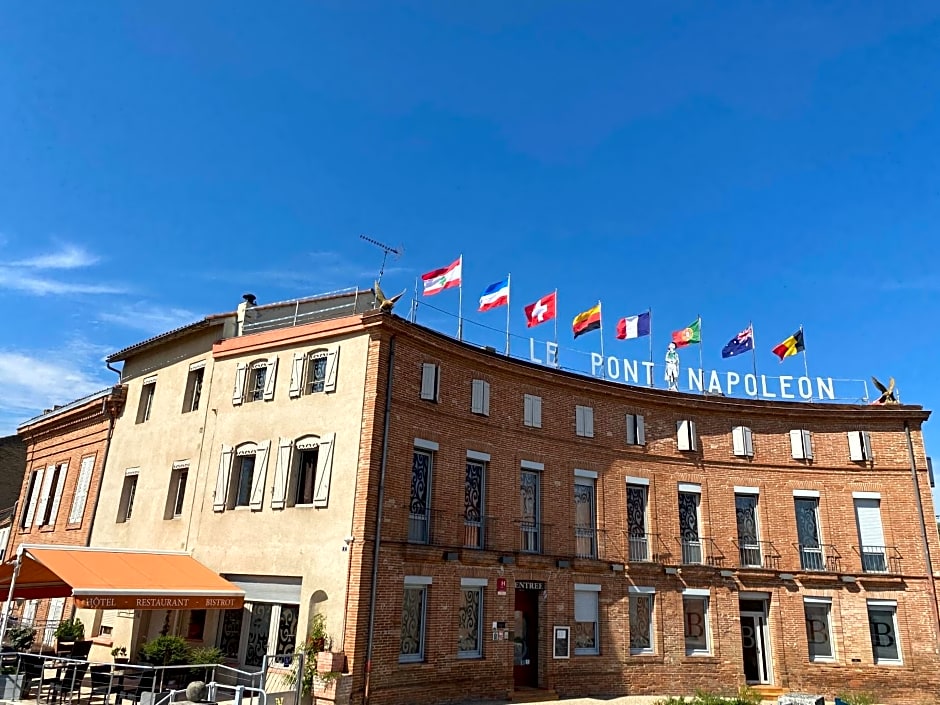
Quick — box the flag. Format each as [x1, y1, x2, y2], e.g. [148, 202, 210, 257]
[772, 329, 805, 361]
[421, 257, 462, 296]
[523, 292, 557, 328]
[671, 319, 701, 348]
[616, 311, 651, 340]
[478, 278, 510, 312]
[721, 325, 754, 358]
[572, 303, 602, 339]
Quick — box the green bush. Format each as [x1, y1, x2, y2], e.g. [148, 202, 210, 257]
[6, 626, 35, 652]
[837, 692, 876, 705]
[656, 688, 761, 705]
[53, 618, 84, 642]
[139, 636, 192, 666]
[286, 613, 335, 696]
[188, 646, 224, 680]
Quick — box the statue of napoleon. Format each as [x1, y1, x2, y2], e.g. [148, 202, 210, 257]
[665, 342, 680, 391]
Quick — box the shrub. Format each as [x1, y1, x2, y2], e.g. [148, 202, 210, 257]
[286, 613, 335, 696]
[53, 618, 84, 642]
[656, 688, 761, 705]
[838, 692, 876, 705]
[139, 636, 192, 666]
[6, 626, 35, 652]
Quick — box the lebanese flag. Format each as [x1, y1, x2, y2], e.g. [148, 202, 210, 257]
[421, 257, 462, 296]
[523, 292, 557, 328]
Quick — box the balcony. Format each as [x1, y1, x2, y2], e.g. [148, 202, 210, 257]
[621, 532, 668, 564]
[795, 543, 841, 572]
[732, 540, 781, 570]
[674, 537, 725, 567]
[574, 524, 607, 559]
[515, 520, 552, 555]
[854, 545, 902, 574]
[463, 514, 493, 550]
[407, 508, 446, 545]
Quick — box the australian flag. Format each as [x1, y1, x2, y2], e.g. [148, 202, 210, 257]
[721, 325, 754, 359]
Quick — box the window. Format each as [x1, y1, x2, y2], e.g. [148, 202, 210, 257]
[848, 431, 873, 462]
[790, 429, 814, 460]
[683, 592, 710, 655]
[868, 601, 901, 664]
[38, 462, 67, 527]
[626, 479, 649, 561]
[523, 394, 542, 428]
[678, 484, 702, 564]
[233, 358, 277, 405]
[520, 462, 542, 553]
[464, 453, 488, 548]
[67, 455, 95, 525]
[804, 598, 834, 661]
[409, 443, 436, 543]
[165, 466, 189, 519]
[136, 380, 156, 424]
[232, 456, 256, 508]
[573, 584, 600, 655]
[182, 365, 205, 413]
[854, 494, 887, 572]
[288, 349, 340, 397]
[20, 468, 42, 529]
[294, 449, 319, 506]
[735, 492, 761, 567]
[458, 579, 485, 658]
[117, 471, 139, 523]
[186, 609, 207, 640]
[629, 588, 654, 654]
[626, 414, 646, 446]
[222, 442, 271, 510]
[677, 420, 697, 451]
[471, 379, 490, 416]
[574, 472, 597, 559]
[794, 494, 824, 570]
[247, 363, 268, 403]
[420, 363, 440, 402]
[400, 577, 431, 663]
[732, 426, 754, 457]
[575, 405, 594, 438]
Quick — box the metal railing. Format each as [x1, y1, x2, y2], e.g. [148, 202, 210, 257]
[675, 536, 725, 566]
[853, 545, 902, 574]
[463, 514, 493, 550]
[625, 532, 665, 563]
[732, 540, 780, 570]
[514, 520, 552, 554]
[574, 525, 605, 559]
[796, 543, 841, 572]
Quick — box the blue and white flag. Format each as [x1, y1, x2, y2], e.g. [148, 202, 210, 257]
[478, 278, 510, 312]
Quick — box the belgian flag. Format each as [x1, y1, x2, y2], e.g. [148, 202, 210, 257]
[572, 303, 602, 339]
[772, 329, 805, 361]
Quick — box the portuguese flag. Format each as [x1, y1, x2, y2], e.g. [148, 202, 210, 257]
[772, 328, 805, 361]
[572, 303, 602, 339]
[671, 318, 701, 348]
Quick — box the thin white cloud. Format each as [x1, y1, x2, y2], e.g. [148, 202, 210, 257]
[0, 268, 125, 296]
[98, 302, 198, 334]
[12, 244, 99, 270]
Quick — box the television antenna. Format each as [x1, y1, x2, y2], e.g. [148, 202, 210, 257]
[359, 234, 403, 286]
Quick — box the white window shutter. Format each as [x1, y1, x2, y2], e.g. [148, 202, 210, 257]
[626, 414, 637, 445]
[23, 468, 44, 528]
[313, 433, 336, 508]
[743, 426, 753, 457]
[576, 406, 584, 436]
[862, 431, 873, 461]
[324, 349, 340, 393]
[482, 381, 490, 416]
[677, 420, 691, 451]
[790, 429, 805, 459]
[471, 380, 484, 414]
[574, 590, 598, 622]
[271, 438, 293, 510]
[637, 415, 647, 445]
[532, 396, 542, 428]
[802, 430, 814, 460]
[732, 426, 746, 456]
[689, 421, 697, 451]
[214, 445, 233, 512]
[855, 498, 885, 547]
[524, 395, 533, 426]
[420, 364, 437, 400]
[848, 431, 864, 462]
[35, 466, 55, 527]
[288, 353, 305, 398]
[249, 440, 271, 510]
[47, 463, 68, 525]
[585, 407, 594, 437]
[232, 363, 247, 406]
[263, 357, 278, 401]
[68, 456, 95, 524]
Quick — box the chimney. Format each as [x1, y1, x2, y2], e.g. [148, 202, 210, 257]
[236, 293, 258, 336]
[242, 293, 257, 306]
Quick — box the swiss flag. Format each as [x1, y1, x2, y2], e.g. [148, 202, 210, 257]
[523, 292, 557, 328]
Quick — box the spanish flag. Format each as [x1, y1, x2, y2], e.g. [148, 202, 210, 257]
[572, 302, 602, 338]
[772, 328, 805, 361]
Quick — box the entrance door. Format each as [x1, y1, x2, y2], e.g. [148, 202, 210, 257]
[513, 589, 539, 688]
[740, 609, 771, 684]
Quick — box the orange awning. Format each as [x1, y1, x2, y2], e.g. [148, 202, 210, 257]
[0, 546, 244, 610]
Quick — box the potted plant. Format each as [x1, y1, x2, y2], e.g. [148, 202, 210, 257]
[111, 646, 129, 664]
[53, 617, 84, 651]
[0, 666, 24, 700]
[138, 635, 191, 703]
[6, 626, 36, 652]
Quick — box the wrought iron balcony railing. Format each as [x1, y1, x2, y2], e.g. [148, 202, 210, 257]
[732, 540, 781, 570]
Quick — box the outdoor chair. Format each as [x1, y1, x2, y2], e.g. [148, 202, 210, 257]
[43, 660, 89, 705]
[117, 669, 156, 704]
[87, 664, 116, 705]
[17, 653, 45, 700]
[67, 641, 93, 660]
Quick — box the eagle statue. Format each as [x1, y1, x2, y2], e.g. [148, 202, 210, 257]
[870, 376, 899, 405]
[373, 281, 406, 312]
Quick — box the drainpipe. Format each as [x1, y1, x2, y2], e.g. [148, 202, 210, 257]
[363, 335, 395, 705]
[904, 420, 940, 650]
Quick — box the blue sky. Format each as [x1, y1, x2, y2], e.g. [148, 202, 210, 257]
[1, 2, 939, 468]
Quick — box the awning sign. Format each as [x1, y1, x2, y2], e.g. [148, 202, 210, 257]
[74, 595, 244, 610]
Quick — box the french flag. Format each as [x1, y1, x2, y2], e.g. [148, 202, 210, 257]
[478, 278, 510, 312]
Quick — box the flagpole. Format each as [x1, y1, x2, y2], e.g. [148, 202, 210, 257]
[800, 323, 809, 379]
[648, 307, 654, 386]
[505, 273, 511, 356]
[457, 254, 464, 341]
[697, 314, 704, 393]
[553, 289, 558, 347]
[598, 301, 605, 377]
[410, 276, 419, 323]
[750, 320, 758, 379]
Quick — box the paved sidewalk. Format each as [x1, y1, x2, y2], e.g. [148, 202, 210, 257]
[455, 696, 670, 705]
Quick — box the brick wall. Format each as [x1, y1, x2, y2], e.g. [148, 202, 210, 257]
[0, 435, 26, 511]
[344, 318, 940, 705]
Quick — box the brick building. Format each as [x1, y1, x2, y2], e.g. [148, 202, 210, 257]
[8, 387, 126, 645]
[47, 292, 938, 705]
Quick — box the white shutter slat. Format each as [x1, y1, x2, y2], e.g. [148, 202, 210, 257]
[23, 468, 44, 528]
[471, 380, 484, 414]
[586, 407, 594, 437]
[524, 395, 533, 426]
[263, 357, 278, 401]
[324, 349, 340, 393]
[35, 466, 55, 527]
[271, 438, 293, 510]
[744, 426, 754, 457]
[848, 431, 864, 461]
[213, 446, 233, 512]
[576, 406, 584, 436]
[790, 429, 804, 459]
[232, 363, 247, 406]
[249, 440, 271, 510]
[532, 396, 542, 428]
[626, 414, 637, 445]
[677, 420, 691, 451]
[313, 433, 335, 508]
[289, 353, 305, 398]
[732, 426, 745, 456]
[689, 421, 697, 451]
[862, 431, 873, 461]
[636, 415, 646, 445]
[420, 364, 437, 400]
[482, 381, 490, 416]
[47, 463, 68, 525]
[802, 430, 814, 459]
[68, 456, 95, 524]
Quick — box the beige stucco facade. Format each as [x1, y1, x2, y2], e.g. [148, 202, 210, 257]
[84, 307, 371, 669]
